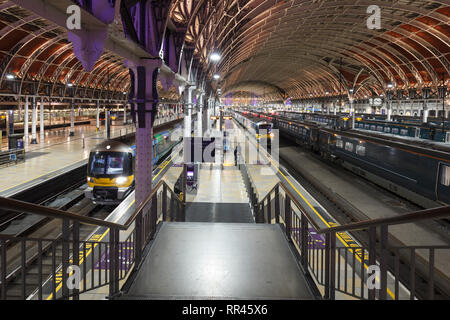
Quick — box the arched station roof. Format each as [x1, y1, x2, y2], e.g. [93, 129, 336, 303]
[170, 0, 449, 101]
[0, 1, 448, 103]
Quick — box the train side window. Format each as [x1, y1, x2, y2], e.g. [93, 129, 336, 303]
[441, 165, 450, 186]
[345, 142, 354, 152]
[356, 145, 366, 156]
[336, 139, 343, 148]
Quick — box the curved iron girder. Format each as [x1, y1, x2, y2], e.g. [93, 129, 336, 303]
[0, 23, 62, 87]
[20, 39, 74, 96]
[82, 54, 124, 89]
[121, 0, 173, 58]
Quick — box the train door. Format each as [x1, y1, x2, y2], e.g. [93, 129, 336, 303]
[436, 163, 450, 203]
[415, 127, 420, 138]
[446, 132, 450, 144]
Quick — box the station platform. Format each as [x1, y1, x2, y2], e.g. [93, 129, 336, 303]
[0, 124, 134, 195]
[121, 222, 315, 300]
[0, 115, 181, 197]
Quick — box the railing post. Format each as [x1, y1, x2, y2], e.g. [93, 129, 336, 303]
[428, 248, 435, 300]
[284, 196, 291, 241]
[151, 192, 158, 238]
[61, 218, 70, 300]
[1, 239, 6, 300]
[162, 184, 167, 221]
[329, 231, 336, 300]
[301, 213, 308, 269]
[72, 221, 80, 300]
[274, 185, 280, 223]
[368, 226, 377, 300]
[135, 212, 143, 267]
[325, 232, 330, 299]
[109, 227, 120, 298]
[170, 196, 175, 222]
[379, 225, 388, 300]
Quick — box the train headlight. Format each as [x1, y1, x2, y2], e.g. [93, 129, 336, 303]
[116, 176, 128, 185]
[269, 133, 274, 138]
[87, 177, 94, 183]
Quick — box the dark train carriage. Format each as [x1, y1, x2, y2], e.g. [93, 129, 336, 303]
[322, 129, 450, 205]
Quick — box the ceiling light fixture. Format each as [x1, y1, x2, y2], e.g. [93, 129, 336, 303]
[210, 52, 221, 62]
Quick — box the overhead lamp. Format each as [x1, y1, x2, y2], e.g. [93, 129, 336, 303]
[325, 91, 329, 95]
[5, 74, 15, 80]
[387, 83, 394, 89]
[67, 83, 73, 87]
[213, 74, 220, 80]
[349, 89, 354, 93]
[210, 52, 221, 62]
[380, 94, 384, 97]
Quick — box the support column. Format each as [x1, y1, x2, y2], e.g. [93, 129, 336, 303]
[423, 101, 428, 123]
[105, 108, 110, 139]
[387, 100, 392, 122]
[123, 103, 127, 125]
[184, 86, 195, 138]
[24, 97, 29, 145]
[350, 99, 355, 129]
[96, 100, 100, 131]
[131, 60, 161, 209]
[70, 100, 75, 136]
[31, 97, 37, 144]
[196, 93, 204, 137]
[333, 101, 337, 115]
[18, 99, 22, 122]
[40, 98, 44, 141]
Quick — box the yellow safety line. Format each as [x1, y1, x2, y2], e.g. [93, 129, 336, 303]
[242, 119, 396, 299]
[46, 154, 174, 300]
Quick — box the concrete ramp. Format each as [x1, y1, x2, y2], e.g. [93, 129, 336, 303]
[121, 222, 316, 300]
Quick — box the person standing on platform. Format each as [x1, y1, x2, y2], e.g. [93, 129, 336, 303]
[234, 145, 239, 166]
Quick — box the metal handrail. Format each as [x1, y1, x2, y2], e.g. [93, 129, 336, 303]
[317, 205, 450, 234]
[0, 179, 183, 231]
[0, 197, 123, 229]
[256, 181, 322, 231]
[123, 179, 183, 228]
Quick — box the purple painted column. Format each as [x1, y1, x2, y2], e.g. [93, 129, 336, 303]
[128, 59, 162, 208]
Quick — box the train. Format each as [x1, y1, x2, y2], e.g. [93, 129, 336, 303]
[272, 114, 450, 207]
[276, 111, 450, 143]
[235, 110, 450, 208]
[85, 126, 181, 205]
[235, 111, 274, 142]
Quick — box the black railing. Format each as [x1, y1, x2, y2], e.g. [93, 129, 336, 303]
[255, 180, 450, 300]
[0, 180, 184, 300]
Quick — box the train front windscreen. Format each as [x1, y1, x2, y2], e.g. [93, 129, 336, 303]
[257, 124, 272, 134]
[88, 151, 132, 177]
